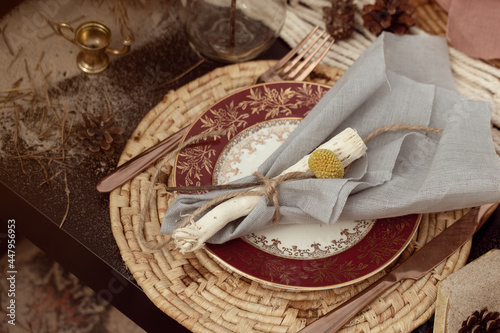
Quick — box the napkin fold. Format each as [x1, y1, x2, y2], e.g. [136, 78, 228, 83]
[435, 0, 500, 60]
[161, 32, 500, 244]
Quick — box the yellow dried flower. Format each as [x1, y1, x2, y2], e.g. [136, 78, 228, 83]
[308, 149, 344, 179]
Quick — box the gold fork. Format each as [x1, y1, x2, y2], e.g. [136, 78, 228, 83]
[96, 26, 335, 193]
[258, 25, 335, 83]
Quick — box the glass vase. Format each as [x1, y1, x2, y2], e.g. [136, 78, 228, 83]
[184, 0, 287, 63]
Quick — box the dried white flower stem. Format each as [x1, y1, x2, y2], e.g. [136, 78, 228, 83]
[172, 127, 367, 253]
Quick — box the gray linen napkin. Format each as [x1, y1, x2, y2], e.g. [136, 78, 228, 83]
[161, 32, 500, 243]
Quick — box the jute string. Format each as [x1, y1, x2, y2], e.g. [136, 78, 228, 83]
[136, 130, 225, 252]
[176, 170, 314, 229]
[136, 123, 443, 252]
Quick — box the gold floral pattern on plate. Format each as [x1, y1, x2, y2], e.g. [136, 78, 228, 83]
[213, 118, 301, 186]
[242, 219, 374, 260]
[205, 215, 419, 289]
[176, 144, 217, 187]
[239, 84, 325, 119]
[200, 100, 250, 141]
[356, 216, 415, 265]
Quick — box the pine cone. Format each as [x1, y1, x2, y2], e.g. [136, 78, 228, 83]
[459, 308, 500, 333]
[362, 0, 415, 36]
[323, 0, 355, 40]
[76, 110, 124, 155]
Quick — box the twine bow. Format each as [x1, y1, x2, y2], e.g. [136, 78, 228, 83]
[178, 170, 314, 229]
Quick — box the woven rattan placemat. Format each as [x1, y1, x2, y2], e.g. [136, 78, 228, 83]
[109, 60, 474, 332]
[109, 2, 500, 332]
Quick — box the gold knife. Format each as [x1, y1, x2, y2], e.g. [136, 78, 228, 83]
[298, 203, 498, 333]
[96, 125, 189, 193]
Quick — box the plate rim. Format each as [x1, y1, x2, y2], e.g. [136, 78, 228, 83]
[204, 215, 421, 291]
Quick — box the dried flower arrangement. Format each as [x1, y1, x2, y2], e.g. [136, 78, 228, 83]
[171, 128, 367, 253]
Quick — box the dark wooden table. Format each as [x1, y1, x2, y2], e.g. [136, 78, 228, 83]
[1, 2, 498, 333]
[0, 3, 285, 332]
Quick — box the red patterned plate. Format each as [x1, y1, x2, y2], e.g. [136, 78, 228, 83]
[173, 82, 420, 290]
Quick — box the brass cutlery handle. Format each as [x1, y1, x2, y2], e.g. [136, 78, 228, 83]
[298, 203, 498, 333]
[96, 126, 189, 192]
[298, 273, 398, 333]
[477, 203, 498, 229]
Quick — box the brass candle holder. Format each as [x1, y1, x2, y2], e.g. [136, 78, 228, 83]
[57, 21, 133, 74]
